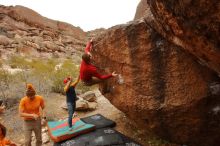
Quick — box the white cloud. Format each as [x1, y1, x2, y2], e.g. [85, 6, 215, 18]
[1, 0, 140, 31]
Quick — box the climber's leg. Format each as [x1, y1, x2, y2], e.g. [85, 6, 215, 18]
[83, 77, 102, 86]
[83, 78, 111, 94]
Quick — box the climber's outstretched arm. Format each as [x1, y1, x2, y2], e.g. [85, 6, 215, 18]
[85, 39, 93, 55]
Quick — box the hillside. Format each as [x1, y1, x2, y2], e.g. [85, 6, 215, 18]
[0, 5, 89, 61]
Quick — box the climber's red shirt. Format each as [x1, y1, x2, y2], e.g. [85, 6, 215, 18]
[80, 41, 112, 82]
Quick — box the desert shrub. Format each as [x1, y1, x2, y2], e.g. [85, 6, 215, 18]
[15, 70, 31, 86]
[8, 55, 31, 69]
[51, 59, 79, 94]
[0, 69, 12, 98]
[30, 59, 57, 94]
[0, 68, 21, 101]
[3, 57, 93, 98]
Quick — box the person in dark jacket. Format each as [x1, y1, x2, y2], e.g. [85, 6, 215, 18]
[63, 76, 79, 131]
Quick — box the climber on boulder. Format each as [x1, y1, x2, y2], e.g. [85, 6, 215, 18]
[80, 39, 118, 86]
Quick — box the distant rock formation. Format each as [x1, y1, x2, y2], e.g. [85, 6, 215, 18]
[0, 5, 87, 60]
[92, 0, 220, 146]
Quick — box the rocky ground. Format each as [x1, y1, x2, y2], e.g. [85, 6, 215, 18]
[0, 89, 155, 146]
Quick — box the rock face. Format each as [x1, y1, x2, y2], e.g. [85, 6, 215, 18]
[133, 0, 150, 20]
[0, 5, 87, 59]
[140, 0, 220, 75]
[92, 1, 220, 145]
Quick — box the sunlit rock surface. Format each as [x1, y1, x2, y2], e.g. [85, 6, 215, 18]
[92, 0, 220, 145]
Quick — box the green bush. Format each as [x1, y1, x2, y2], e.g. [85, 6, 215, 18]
[51, 59, 79, 94]
[0, 69, 15, 99]
[8, 55, 31, 69]
[30, 59, 56, 93]
[3, 56, 93, 96]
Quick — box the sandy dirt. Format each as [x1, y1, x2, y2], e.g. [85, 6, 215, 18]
[0, 89, 163, 146]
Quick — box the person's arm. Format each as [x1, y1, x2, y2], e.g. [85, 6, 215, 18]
[40, 106, 46, 126]
[85, 39, 93, 54]
[64, 78, 72, 92]
[40, 97, 45, 117]
[19, 99, 36, 119]
[19, 112, 36, 119]
[39, 98, 47, 126]
[91, 67, 113, 80]
[72, 75, 80, 87]
[19, 108, 38, 120]
[40, 107, 46, 119]
[9, 142, 17, 146]
[4, 138, 17, 146]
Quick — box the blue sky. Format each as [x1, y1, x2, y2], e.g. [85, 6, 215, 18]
[1, 0, 140, 31]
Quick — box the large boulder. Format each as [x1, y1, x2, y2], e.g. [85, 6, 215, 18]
[133, 0, 151, 20]
[92, 19, 220, 146]
[135, 0, 220, 75]
[79, 91, 97, 102]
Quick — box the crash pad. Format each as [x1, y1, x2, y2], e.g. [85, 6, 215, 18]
[54, 128, 142, 146]
[47, 117, 96, 142]
[81, 114, 116, 129]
